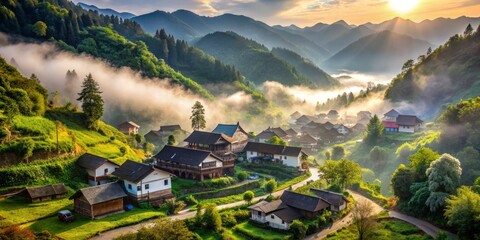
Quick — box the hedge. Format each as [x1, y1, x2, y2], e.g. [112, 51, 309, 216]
[181, 180, 261, 200]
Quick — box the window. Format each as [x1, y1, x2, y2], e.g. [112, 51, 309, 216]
[271, 215, 274, 219]
[145, 184, 149, 190]
[257, 211, 261, 216]
[137, 185, 141, 191]
[128, 184, 132, 190]
[104, 168, 108, 175]
[164, 179, 169, 186]
[282, 220, 285, 224]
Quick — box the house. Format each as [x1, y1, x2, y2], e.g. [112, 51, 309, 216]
[112, 160, 174, 203]
[77, 153, 120, 186]
[323, 121, 335, 130]
[290, 111, 302, 120]
[184, 131, 236, 158]
[18, 183, 68, 203]
[158, 125, 187, 136]
[301, 121, 323, 133]
[144, 130, 163, 144]
[295, 115, 316, 126]
[255, 127, 288, 143]
[211, 123, 250, 152]
[117, 121, 140, 135]
[285, 128, 298, 138]
[243, 142, 306, 168]
[327, 110, 339, 121]
[383, 121, 399, 132]
[351, 123, 366, 134]
[357, 111, 372, 120]
[396, 115, 423, 133]
[248, 190, 331, 230]
[383, 109, 400, 121]
[311, 189, 349, 212]
[334, 124, 350, 135]
[154, 145, 232, 180]
[292, 134, 318, 153]
[70, 182, 127, 219]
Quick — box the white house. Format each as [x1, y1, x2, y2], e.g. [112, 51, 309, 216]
[396, 115, 423, 133]
[112, 160, 174, 203]
[243, 142, 306, 168]
[77, 153, 120, 186]
[334, 124, 350, 135]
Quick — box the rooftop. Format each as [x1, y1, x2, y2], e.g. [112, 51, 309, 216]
[154, 145, 219, 166]
[243, 142, 304, 157]
[69, 182, 127, 205]
[77, 153, 118, 170]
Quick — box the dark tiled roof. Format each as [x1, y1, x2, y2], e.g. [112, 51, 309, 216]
[184, 131, 234, 145]
[296, 115, 315, 123]
[285, 129, 297, 136]
[77, 153, 118, 170]
[384, 109, 400, 117]
[256, 131, 278, 140]
[112, 160, 157, 183]
[272, 206, 302, 223]
[23, 183, 67, 199]
[118, 121, 140, 128]
[69, 182, 126, 205]
[212, 123, 243, 137]
[159, 125, 182, 132]
[268, 127, 288, 138]
[248, 200, 286, 214]
[154, 145, 218, 166]
[311, 189, 349, 207]
[295, 134, 317, 144]
[396, 115, 423, 126]
[280, 190, 330, 212]
[324, 121, 334, 129]
[145, 130, 161, 137]
[243, 142, 303, 157]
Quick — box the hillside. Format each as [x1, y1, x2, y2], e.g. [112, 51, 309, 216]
[77, 2, 135, 19]
[385, 26, 480, 118]
[271, 47, 339, 88]
[324, 31, 432, 73]
[195, 31, 316, 87]
[0, 56, 143, 168]
[131, 10, 331, 64]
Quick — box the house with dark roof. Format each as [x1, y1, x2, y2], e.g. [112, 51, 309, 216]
[285, 128, 298, 138]
[334, 124, 350, 135]
[311, 189, 349, 212]
[70, 182, 127, 219]
[144, 130, 162, 145]
[295, 115, 316, 126]
[383, 109, 400, 121]
[397, 115, 423, 133]
[112, 160, 174, 203]
[212, 122, 249, 152]
[248, 190, 331, 230]
[290, 111, 302, 120]
[292, 134, 318, 153]
[255, 127, 288, 143]
[243, 142, 306, 168]
[154, 145, 229, 180]
[77, 153, 120, 186]
[184, 131, 235, 155]
[117, 121, 140, 135]
[18, 183, 68, 203]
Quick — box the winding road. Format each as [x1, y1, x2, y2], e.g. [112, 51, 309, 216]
[91, 168, 320, 240]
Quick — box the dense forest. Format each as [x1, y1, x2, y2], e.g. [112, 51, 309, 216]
[385, 24, 480, 117]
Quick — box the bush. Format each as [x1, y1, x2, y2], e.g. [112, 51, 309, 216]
[221, 212, 237, 227]
[203, 204, 222, 231]
[243, 190, 254, 203]
[185, 195, 198, 205]
[0, 225, 36, 240]
[328, 184, 342, 193]
[289, 220, 307, 240]
[119, 146, 126, 155]
[162, 199, 186, 215]
[237, 171, 247, 181]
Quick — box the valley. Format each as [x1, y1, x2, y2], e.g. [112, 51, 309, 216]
[0, 0, 479, 240]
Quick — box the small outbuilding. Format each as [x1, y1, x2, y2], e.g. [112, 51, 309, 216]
[69, 182, 127, 219]
[77, 153, 120, 186]
[19, 183, 68, 203]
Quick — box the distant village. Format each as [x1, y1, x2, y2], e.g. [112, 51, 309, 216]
[16, 108, 423, 228]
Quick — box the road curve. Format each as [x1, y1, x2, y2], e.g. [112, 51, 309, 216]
[90, 168, 320, 240]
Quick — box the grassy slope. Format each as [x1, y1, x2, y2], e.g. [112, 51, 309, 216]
[234, 222, 291, 240]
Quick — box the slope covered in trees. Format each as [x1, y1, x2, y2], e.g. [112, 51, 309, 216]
[195, 31, 319, 87]
[385, 24, 480, 117]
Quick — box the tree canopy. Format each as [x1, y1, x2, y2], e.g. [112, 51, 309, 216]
[190, 101, 206, 131]
[364, 115, 384, 145]
[77, 74, 104, 129]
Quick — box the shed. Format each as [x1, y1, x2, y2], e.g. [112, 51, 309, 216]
[19, 183, 68, 203]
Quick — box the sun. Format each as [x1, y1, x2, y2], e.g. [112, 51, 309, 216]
[389, 0, 419, 14]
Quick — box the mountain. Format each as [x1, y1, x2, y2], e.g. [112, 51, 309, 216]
[195, 31, 317, 87]
[271, 48, 339, 88]
[323, 25, 375, 54]
[324, 31, 433, 73]
[77, 2, 135, 19]
[385, 28, 480, 117]
[131, 10, 332, 64]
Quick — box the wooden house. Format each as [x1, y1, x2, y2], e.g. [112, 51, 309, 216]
[292, 134, 319, 153]
[212, 123, 249, 152]
[19, 183, 68, 203]
[117, 121, 140, 135]
[184, 131, 235, 157]
[154, 145, 231, 180]
[112, 160, 174, 203]
[397, 115, 423, 133]
[243, 142, 307, 168]
[77, 153, 120, 186]
[294, 115, 316, 126]
[255, 127, 288, 143]
[311, 189, 349, 212]
[249, 190, 330, 230]
[70, 182, 127, 219]
[144, 130, 162, 144]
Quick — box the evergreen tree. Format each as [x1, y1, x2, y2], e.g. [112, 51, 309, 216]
[464, 23, 473, 36]
[77, 74, 104, 129]
[190, 101, 206, 131]
[167, 135, 176, 146]
[426, 47, 432, 55]
[364, 115, 384, 145]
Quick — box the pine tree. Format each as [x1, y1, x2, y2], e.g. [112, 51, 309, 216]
[77, 74, 104, 129]
[190, 101, 206, 131]
[364, 115, 384, 145]
[464, 24, 473, 36]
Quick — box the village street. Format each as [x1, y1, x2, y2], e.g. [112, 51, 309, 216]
[90, 168, 320, 240]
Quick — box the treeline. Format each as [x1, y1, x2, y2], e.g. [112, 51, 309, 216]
[317, 83, 386, 111]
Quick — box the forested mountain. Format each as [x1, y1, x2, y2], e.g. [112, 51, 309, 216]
[324, 31, 432, 73]
[385, 25, 480, 117]
[77, 2, 135, 19]
[323, 25, 375, 54]
[271, 48, 339, 88]
[195, 31, 318, 87]
[131, 10, 332, 65]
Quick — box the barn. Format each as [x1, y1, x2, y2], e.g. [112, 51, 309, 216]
[69, 182, 127, 219]
[19, 183, 68, 203]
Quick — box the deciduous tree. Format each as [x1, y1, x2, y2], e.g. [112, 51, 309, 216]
[425, 154, 462, 211]
[265, 179, 277, 195]
[409, 147, 440, 181]
[331, 145, 345, 160]
[243, 191, 254, 204]
[444, 186, 480, 239]
[352, 200, 377, 240]
[266, 136, 287, 146]
[190, 101, 206, 131]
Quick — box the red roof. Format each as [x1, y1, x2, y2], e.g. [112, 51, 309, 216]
[383, 121, 398, 128]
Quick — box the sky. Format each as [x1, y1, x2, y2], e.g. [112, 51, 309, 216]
[73, 0, 480, 27]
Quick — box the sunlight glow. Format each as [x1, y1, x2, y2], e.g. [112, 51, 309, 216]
[389, 0, 419, 14]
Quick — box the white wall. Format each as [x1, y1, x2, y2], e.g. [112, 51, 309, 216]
[123, 170, 172, 196]
[94, 162, 119, 177]
[250, 210, 266, 223]
[266, 213, 289, 230]
[399, 125, 415, 133]
[276, 154, 300, 167]
[198, 156, 223, 168]
[247, 151, 258, 160]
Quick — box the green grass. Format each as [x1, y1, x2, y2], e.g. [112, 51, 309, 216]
[325, 218, 432, 240]
[233, 222, 291, 240]
[23, 208, 166, 240]
[0, 196, 72, 227]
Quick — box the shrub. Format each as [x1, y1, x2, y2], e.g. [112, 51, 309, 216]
[119, 146, 126, 155]
[0, 225, 36, 240]
[221, 212, 237, 227]
[289, 220, 307, 240]
[328, 184, 342, 193]
[162, 199, 186, 215]
[185, 195, 198, 205]
[233, 209, 251, 222]
[243, 190, 254, 203]
[237, 171, 247, 181]
[203, 204, 222, 231]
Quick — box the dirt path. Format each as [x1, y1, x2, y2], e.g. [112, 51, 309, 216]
[389, 210, 456, 239]
[90, 168, 320, 240]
